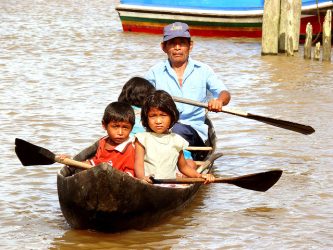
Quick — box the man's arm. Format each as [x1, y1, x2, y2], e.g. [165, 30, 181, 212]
[218, 90, 231, 106]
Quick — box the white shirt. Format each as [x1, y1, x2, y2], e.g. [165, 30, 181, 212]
[135, 132, 189, 179]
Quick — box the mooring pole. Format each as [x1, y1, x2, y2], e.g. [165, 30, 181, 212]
[262, 0, 281, 55]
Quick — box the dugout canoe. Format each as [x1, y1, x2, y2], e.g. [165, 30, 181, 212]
[57, 118, 218, 232]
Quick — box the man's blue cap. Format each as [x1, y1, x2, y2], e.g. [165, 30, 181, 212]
[163, 22, 191, 42]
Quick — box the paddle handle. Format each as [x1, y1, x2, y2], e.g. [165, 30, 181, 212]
[173, 96, 208, 109]
[153, 178, 210, 184]
[153, 177, 233, 184]
[172, 96, 248, 116]
[54, 156, 92, 170]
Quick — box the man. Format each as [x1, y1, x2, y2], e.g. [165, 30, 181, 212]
[145, 22, 231, 147]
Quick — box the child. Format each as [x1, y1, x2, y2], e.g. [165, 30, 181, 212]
[134, 90, 215, 183]
[118, 76, 155, 136]
[85, 101, 136, 176]
[118, 77, 197, 171]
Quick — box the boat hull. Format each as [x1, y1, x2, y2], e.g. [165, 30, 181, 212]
[57, 164, 202, 231]
[116, 1, 333, 39]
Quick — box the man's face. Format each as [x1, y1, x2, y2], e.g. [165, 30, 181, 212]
[161, 37, 193, 66]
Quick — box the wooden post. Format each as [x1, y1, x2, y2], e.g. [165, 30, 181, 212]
[262, 0, 281, 55]
[286, 0, 294, 56]
[322, 10, 332, 62]
[279, 0, 301, 53]
[304, 23, 312, 59]
[286, 34, 294, 56]
[279, 0, 288, 52]
[314, 42, 321, 60]
[293, 0, 302, 52]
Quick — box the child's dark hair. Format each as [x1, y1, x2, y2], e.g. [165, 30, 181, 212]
[102, 102, 135, 127]
[118, 77, 156, 107]
[141, 90, 179, 132]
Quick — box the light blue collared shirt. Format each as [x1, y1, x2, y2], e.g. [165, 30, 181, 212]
[145, 57, 227, 141]
[130, 105, 144, 137]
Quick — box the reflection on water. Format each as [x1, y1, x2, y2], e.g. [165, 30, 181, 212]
[1, 0, 333, 249]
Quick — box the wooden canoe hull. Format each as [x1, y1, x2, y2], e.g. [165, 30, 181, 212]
[57, 164, 202, 231]
[57, 118, 217, 231]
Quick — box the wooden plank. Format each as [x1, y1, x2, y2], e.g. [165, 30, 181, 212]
[185, 146, 213, 151]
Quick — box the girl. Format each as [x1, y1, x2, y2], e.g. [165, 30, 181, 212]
[118, 76, 155, 136]
[119, 77, 197, 170]
[134, 90, 215, 183]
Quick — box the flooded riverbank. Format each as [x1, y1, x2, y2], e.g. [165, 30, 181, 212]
[1, 0, 332, 249]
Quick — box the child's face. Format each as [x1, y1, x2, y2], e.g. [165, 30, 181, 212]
[103, 121, 133, 145]
[147, 107, 171, 134]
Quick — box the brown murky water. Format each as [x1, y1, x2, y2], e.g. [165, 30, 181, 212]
[1, 0, 332, 249]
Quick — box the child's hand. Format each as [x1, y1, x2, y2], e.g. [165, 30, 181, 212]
[57, 154, 71, 160]
[201, 173, 215, 184]
[140, 176, 153, 184]
[55, 154, 73, 166]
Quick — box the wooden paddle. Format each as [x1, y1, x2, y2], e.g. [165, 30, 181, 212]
[151, 169, 283, 192]
[15, 137, 222, 173]
[172, 96, 315, 135]
[15, 138, 280, 191]
[196, 152, 223, 173]
[15, 138, 92, 169]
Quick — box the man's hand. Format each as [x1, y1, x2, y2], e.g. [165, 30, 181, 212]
[207, 90, 231, 112]
[207, 99, 223, 112]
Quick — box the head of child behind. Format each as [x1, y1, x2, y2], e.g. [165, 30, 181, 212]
[118, 77, 156, 108]
[102, 102, 135, 146]
[141, 90, 179, 134]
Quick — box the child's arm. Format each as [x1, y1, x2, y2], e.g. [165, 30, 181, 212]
[177, 151, 215, 184]
[134, 139, 152, 183]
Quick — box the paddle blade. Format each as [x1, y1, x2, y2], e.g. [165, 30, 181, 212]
[15, 138, 56, 166]
[245, 113, 315, 135]
[152, 169, 283, 192]
[223, 169, 283, 192]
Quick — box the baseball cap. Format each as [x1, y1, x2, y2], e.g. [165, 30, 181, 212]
[163, 22, 191, 42]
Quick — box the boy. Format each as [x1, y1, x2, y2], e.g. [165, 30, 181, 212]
[84, 101, 136, 176]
